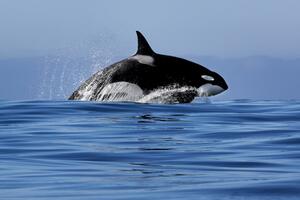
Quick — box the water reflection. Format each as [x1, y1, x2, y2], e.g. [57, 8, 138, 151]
[135, 113, 184, 123]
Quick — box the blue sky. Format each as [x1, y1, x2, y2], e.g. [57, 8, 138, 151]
[0, 0, 300, 100]
[0, 0, 300, 59]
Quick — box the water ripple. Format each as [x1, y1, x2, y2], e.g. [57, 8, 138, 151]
[0, 100, 300, 199]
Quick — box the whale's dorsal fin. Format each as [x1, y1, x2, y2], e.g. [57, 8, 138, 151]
[136, 31, 155, 55]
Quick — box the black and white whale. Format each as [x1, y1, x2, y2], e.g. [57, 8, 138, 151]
[68, 31, 228, 103]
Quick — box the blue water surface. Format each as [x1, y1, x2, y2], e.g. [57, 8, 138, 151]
[0, 100, 300, 200]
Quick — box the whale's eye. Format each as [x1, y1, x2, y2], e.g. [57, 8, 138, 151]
[201, 75, 214, 81]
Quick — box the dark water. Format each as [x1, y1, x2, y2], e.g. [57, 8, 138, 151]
[1, 100, 300, 200]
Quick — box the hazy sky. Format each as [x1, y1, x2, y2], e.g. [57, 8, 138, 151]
[1, 0, 300, 59]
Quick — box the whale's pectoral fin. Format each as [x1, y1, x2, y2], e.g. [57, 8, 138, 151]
[136, 31, 155, 56]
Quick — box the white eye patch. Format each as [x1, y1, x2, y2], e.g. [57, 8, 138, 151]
[201, 75, 214, 81]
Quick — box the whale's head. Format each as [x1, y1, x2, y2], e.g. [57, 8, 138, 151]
[197, 70, 228, 97]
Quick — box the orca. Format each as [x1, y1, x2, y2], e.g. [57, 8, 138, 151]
[68, 31, 228, 103]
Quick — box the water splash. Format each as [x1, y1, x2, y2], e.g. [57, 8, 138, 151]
[37, 35, 116, 100]
[139, 86, 199, 104]
[76, 70, 105, 101]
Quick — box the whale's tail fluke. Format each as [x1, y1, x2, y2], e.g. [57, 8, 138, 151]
[136, 31, 155, 55]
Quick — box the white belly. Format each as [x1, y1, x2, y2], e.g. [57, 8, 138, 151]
[98, 82, 144, 102]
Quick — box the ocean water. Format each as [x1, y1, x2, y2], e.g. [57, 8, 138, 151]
[1, 99, 300, 200]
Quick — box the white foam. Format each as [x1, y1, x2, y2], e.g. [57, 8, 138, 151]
[77, 70, 104, 100]
[139, 86, 197, 104]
